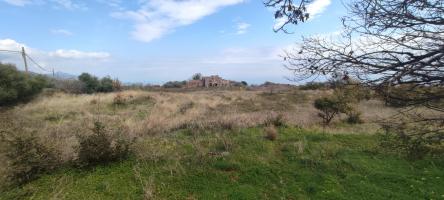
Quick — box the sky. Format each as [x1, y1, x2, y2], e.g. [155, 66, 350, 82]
[0, 0, 346, 84]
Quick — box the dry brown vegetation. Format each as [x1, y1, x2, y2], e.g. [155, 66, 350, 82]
[1, 88, 443, 198]
[0, 88, 408, 185]
[0, 89, 397, 163]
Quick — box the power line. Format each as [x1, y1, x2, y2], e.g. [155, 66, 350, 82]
[1, 48, 54, 74]
[0, 49, 21, 53]
[26, 54, 51, 72]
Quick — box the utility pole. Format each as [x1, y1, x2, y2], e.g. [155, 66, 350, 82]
[21, 47, 29, 74]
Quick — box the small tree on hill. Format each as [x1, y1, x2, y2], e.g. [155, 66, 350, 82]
[313, 83, 362, 126]
[314, 97, 350, 126]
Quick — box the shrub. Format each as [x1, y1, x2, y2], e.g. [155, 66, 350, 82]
[163, 81, 186, 88]
[78, 73, 100, 94]
[76, 121, 130, 167]
[51, 79, 85, 94]
[346, 111, 364, 124]
[78, 73, 120, 94]
[98, 76, 114, 93]
[0, 131, 60, 185]
[314, 97, 349, 126]
[264, 125, 278, 141]
[264, 113, 286, 127]
[0, 63, 49, 106]
[379, 121, 442, 160]
[113, 93, 126, 106]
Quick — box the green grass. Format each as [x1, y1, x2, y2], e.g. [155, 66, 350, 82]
[1, 127, 443, 200]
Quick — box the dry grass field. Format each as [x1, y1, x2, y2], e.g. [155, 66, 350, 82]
[1, 88, 443, 199]
[1, 89, 395, 162]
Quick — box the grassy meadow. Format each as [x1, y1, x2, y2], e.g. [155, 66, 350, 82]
[1, 88, 443, 199]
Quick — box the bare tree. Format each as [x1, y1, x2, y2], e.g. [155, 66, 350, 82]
[264, 0, 312, 33]
[266, 0, 444, 152]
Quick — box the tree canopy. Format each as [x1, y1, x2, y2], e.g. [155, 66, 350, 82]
[0, 63, 48, 106]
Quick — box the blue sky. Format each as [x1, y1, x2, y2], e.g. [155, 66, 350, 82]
[0, 0, 345, 84]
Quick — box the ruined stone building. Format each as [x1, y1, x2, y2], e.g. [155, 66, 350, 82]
[186, 75, 231, 88]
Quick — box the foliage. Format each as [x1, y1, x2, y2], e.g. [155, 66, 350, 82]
[0, 131, 60, 186]
[191, 73, 202, 80]
[0, 63, 49, 106]
[76, 121, 130, 167]
[78, 73, 100, 94]
[299, 82, 329, 90]
[380, 118, 444, 160]
[78, 73, 120, 94]
[163, 81, 186, 88]
[314, 97, 350, 126]
[346, 111, 363, 124]
[98, 76, 115, 93]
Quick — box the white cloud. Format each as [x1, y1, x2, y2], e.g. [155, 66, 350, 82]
[50, 0, 87, 10]
[2, 0, 87, 10]
[97, 0, 124, 10]
[49, 49, 110, 59]
[112, 0, 245, 42]
[236, 22, 250, 35]
[306, 0, 331, 18]
[2, 0, 34, 6]
[0, 38, 110, 73]
[50, 29, 73, 36]
[0, 38, 28, 51]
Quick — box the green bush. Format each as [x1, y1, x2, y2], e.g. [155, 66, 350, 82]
[314, 97, 350, 126]
[78, 73, 120, 94]
[346, 111, 364, 124]
[163, 81, 186, 88]
[78, 73, 100, 94]
[0, 131, 60, 186]
[0, 63, 48, 106]
[379, 122, 442, 160]
[98, 76, 114, 93]
[76, 121, 130, 167]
